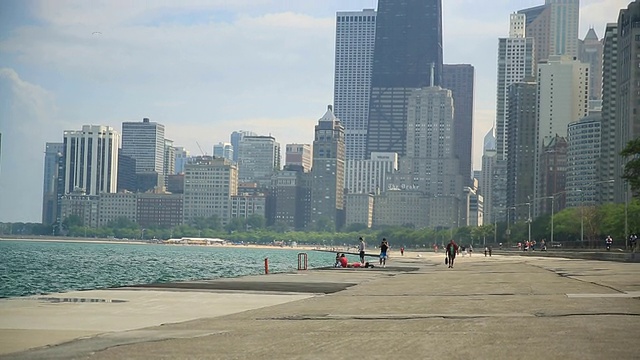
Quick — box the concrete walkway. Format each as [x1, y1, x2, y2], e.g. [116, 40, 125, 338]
[2, 253, 639, 359]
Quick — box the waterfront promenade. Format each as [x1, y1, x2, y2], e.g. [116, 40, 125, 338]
[1, 252, 639, 359]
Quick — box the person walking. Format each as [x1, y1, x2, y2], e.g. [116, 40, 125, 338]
[446, 239, 459, 268]
[379, 238, 389, 267]
[358, 237, 366, 263]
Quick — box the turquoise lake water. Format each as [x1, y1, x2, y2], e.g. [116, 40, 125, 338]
[0, 240, 337, 298]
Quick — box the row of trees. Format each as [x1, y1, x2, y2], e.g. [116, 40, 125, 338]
[3, 199, 636, 248]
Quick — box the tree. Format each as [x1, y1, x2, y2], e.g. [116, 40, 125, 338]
[620, 136, 640, 197]
[62, 215, 84, 229]
[225, 217, 246, 232]
[246, 214, 265, 230]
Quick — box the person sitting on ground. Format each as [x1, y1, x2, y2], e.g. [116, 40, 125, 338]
[347, 261, 375, 268]
[334, 252, 342, 267]
[339, 253, 348, 268]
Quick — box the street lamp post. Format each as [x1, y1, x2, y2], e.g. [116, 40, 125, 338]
[624, 181, 629, 250]
[527, 201, 532, 245]
[579, 190, 584, 248]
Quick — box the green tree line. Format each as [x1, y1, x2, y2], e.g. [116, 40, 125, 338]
[1, 200, 637, 249]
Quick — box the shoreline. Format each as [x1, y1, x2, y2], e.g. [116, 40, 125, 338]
[0, 237, 361, 253]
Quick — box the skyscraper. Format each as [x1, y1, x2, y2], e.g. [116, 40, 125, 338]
[495, 13, 536, 160]
[333, 9, 376, 160]
[442, 64, 475, 183]
[492, 13, 535, 223]
[506, 79, 537, 221]
[237, 136, 280, 187]
[579, 28, 604, 101]
[213, 142, 234, 162]
[42, 142, 64, 225]
[615, 2, 640, 204]
[518, 0, 580, 64]
[566, 113, 602, 207]
[599, 23, 618, 204]
[174, 147, 190, 174]
[345, 152, 398, 195]
[121, 118, 165, 174]
[534, 56, 589, 211]
[230, 130, 257, 163]
[480, 128, 496, 223]
[183, 156, 237, 226]
[310, 105, 345, 230]
[164, 139, 176, 178]
[366, 0, 443, 158]
[402, 86, 461, 228]
[62, 125, 119, 196]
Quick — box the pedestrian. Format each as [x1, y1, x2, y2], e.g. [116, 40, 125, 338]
[379, 238, 389, 267]
[629, 234, 637, 253]
[468, 244, 473, 256]
[358, 237, 366, 263]
[446, 239, 459, 268]
[400, 246, 404, 256]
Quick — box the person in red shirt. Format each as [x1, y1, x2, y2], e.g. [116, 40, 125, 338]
[445, 240, 459, 268]
[339, 254, 348, 268]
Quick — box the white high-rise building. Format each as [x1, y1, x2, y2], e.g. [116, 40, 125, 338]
[480, 128, 497, 224]
[345, 152, 398, 195]
[121, 118, 165, 174]
[333, 9, 376, 160]
[237, 136, 280, 187]
[62, 125, 119, 195]
[183, 156, 237, 226]
[495, 13, 536, 159]
[534, 55, 589, 205]
[491, 13, 535, 224]
[164, 139, 175, 177]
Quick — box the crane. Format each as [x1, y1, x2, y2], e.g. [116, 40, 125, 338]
[195, 141, 207, 156]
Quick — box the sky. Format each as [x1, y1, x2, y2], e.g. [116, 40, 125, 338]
[0, 0, 626, 222]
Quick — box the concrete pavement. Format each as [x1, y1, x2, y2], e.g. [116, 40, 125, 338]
[2, 252, 639, 359]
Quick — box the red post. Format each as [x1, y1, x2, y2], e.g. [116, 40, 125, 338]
[264, 258, 269, 274]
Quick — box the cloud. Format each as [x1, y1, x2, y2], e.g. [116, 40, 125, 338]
[0, 68, 69, 222]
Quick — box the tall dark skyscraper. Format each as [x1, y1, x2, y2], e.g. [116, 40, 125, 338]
[366, 0, 443, 158]
[442, 64, 475, 183]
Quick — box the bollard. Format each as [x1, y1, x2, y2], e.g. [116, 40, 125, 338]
[264, 258, 269, 274]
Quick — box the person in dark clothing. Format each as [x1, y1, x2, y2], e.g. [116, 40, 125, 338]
[379, 238, 389, 267]
[446, 240, 459, 268]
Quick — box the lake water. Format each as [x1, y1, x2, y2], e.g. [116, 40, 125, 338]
[0, 240, 337, 298]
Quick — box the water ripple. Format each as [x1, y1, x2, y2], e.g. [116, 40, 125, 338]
[0, 241, 338, 298]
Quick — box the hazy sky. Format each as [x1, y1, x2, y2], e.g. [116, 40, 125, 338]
[0, 0, 626, 222]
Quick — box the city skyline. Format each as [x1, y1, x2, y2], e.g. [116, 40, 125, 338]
[0, 0, 626, 222]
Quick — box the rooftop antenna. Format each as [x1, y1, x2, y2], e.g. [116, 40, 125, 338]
[430, 62, 435, 87]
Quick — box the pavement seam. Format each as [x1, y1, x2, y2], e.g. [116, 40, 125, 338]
[525, 261, 626, 294]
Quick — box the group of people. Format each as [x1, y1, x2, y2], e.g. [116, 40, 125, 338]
[335, 237, 397, 268]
